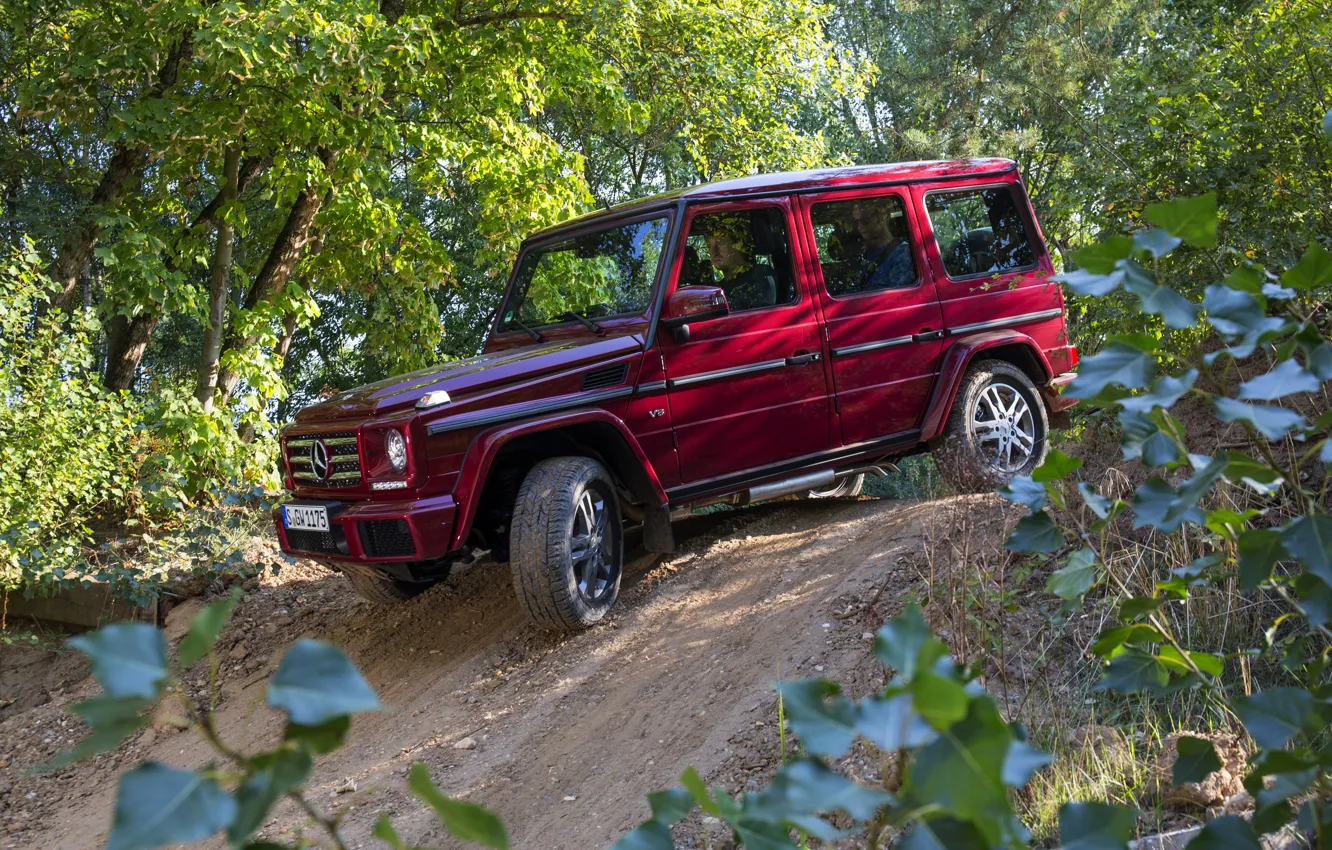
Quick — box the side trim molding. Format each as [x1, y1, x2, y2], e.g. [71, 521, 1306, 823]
[425, 387, 634, 435]
[635, 380, 668, 395]
[831, 335, 914, 358]
[948, 308, 1062, 336]
[667, 358, 788, 389]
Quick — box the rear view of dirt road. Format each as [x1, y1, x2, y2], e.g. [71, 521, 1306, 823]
[1, 494, 1011, 849]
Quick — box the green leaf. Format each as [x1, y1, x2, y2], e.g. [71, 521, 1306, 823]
[679, 766, 720, 817]
[283, 716, 350, 754]
[646, 788, 694, 825]
[904, 699, 1012, 825]
[911, 671, 970, 731]
[1221, 453, 1284, 495]
[69, 624, 168, 700]
[873, 603, 946, 680]
[373, 814, 407, 850]
[1090, 624, 1163, 658]
[1118, 597, 1164, 620]
[1280, 243, 1332, 291]
[1237, 529, 1285, 590]
[227, 749, 313, 846]
[1120, 262, 1199, 329]
[1231, 688, 1315, 749]
[854, 692, 937, 751]
[1046, 548, 1098, 603]
[1215, 397, 1306, 440]
[900, 817, 991, 850]
[1071, 236, 1134, 273]
[998, 476, 1045, 510]
[1173, 736, 1222, 785]
[1324, 108, 1332, 143]
[1238, 359, 1320, 401]
[1133, 228, 1182, 258]
[733, 819, 799, 850]
[1280, 515, 1332, 585]
[612, 821, 673, 850]
[106, 763, 237, 850]
[407, 762, 509, 849]
[1058, 801, 1137, 850]
[44, 696, 151, 769]
[1001, 740, 1053, 787]
[768, 758, 893, 820]
[1184, 815, 1262, 850]
[1005, 511, 1065, 553]
[1095, 647, 1167, 693]
[1066, 341, 1156, 399]
[178, 588, 242, 667]
[1119, 411, 1181, 467]
[1132, 457, 1228, 533]
[1032, 449, 1082, 482]
[1144, 193, 1217, 248]
[1203, 284, 1288, 359]
[1119, 370, 1197, 414]
[1078, 483, 1114, 518]
[1059, 267, 1126, 297]
[774, 680, 856, 757]
[1294, 574, 1332, 627]
[267, 640, 381, 726]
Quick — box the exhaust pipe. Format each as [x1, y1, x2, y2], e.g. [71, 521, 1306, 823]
[745, 469, 836, 503]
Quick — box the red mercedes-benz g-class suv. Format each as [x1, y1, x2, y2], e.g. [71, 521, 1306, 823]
[275, 159, 1077, 631]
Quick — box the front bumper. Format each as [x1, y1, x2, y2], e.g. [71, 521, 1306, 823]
[273, 493, 458, 564]
[1044, 371, 1079, 413]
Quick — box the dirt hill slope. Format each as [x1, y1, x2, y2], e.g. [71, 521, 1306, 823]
[1, 493, 1012, 850]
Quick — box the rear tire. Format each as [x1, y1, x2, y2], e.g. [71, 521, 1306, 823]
[511, 457, 624, 632]
[805, 474, 865, 499]
[345, 569, 439, 604]
[934, 359, 1048, 493]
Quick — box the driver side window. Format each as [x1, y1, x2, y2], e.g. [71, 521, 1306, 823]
[680, 208, 796, 313]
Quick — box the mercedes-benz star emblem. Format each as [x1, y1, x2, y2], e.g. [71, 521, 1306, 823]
[310, 439, 330, 481]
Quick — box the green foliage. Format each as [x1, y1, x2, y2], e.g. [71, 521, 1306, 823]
[60, 607, 506, 850]
[1006, 195, 1332, 847]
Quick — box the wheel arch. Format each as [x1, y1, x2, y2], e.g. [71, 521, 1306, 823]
[920, 331, 1054, 441]
[450, 409, 666, 552]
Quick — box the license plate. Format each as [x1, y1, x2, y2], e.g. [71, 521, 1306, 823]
[283, 504, 329, 532]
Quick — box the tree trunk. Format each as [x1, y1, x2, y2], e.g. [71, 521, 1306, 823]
[103, 313, 158, 390]
[49, 33, 194, 316]
[215, 148, 337, 407]
[195, 146, 241, 412]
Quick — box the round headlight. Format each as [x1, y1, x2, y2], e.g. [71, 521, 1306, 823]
[385, 430, 407, 472]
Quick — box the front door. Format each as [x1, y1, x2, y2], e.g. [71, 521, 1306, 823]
[659, 199, 832, 484]
[795, 188, 945, 446]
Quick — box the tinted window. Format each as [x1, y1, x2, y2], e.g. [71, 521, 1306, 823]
[679, 208, 795, 312]
[810, 194, 917, 296]
[925, 187, 1036, 279]
[503, 216, 669, 329]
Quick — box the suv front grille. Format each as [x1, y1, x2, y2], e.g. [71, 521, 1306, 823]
[359, 519, 417, 558]
[286, 431, 362, 488]
[284, 528, 345, 556]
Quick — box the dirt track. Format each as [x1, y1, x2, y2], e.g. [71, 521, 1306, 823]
[1, 493, 1012, 850]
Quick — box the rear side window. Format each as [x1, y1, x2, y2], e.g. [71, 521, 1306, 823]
[925, 187, 1036, 279]
[809, 194, 918, 297]
[680, 208, 796, 313]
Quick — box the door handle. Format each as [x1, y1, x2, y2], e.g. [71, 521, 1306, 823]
[785, 352, 822, 367]
[913, 328, 945, 342]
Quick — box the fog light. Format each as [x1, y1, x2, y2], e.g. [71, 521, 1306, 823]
[386, 430, 407, 472]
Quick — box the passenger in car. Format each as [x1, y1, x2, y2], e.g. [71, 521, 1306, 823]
[850, 198, 914, 290]
[698, 215, 777, 311]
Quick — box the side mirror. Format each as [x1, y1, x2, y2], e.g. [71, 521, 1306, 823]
[660, 286, 729, 336]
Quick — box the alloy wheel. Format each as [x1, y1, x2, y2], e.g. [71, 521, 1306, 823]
[971, 381, 1036, 471]
[570, 485, 617, 603]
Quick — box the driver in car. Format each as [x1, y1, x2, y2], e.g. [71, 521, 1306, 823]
[697, 214, 777, 312]
[851, 197, 914, 290]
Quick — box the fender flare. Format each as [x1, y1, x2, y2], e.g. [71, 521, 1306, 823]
[919, 330, 1055, 441]
[448, 408, 668, 551]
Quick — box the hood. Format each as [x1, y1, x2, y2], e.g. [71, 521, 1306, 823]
[295, 334, 643, 421]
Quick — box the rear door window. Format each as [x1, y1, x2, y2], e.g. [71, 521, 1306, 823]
[809, 194, 918, 297]
[925, 186, 1036, 279]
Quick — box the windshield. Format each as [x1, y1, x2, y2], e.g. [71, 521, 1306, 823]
[500, 215, 671, 330]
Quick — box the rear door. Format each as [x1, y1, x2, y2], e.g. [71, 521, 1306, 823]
[795, 188, 945, 446]
[660, 198, 832, 484]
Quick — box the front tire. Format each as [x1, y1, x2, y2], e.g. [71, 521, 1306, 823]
[935, 359, 1048, 493]
[511, 457, 624, 632]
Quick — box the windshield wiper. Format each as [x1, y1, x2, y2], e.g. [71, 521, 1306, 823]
[506, 317, 545, 343]
[562, 310, 606, 335]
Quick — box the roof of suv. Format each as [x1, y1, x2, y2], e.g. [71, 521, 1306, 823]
[530, 158, 1017, 241]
